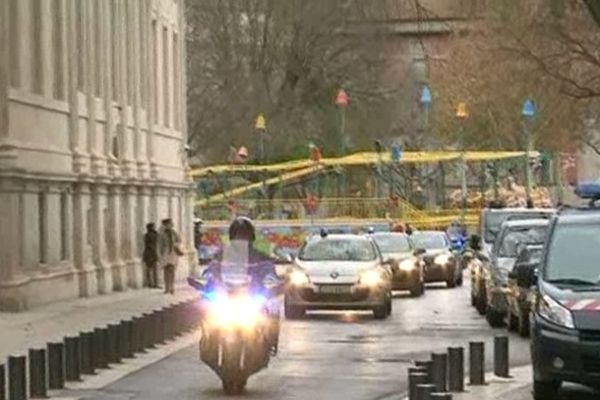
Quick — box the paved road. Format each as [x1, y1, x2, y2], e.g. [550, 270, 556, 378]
[69, 274, 540, 400]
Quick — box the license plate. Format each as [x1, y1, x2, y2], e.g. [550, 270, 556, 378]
[319, 285, 352, 294]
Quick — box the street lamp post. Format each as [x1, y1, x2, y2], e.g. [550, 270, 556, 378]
[522, 99, 535, 208]
[255, 113, 267, 164]
[335, 89, 349, 196]
[420, 85, 432, 207]
[456, 102, 469, 224]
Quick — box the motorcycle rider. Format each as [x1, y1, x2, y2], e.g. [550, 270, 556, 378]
[199, 216, 282, 354]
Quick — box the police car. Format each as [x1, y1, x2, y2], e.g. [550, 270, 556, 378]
[530, 182, 600, 399]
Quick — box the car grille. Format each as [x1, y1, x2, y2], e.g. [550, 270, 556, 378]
[582, 356, 600, 373]
[299, 287, 369, 302]
[580, 330, 600, 342]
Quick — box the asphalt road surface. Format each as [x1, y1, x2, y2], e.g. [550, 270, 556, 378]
[69, 273, 590, 400]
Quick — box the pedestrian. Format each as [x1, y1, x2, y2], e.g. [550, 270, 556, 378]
[142, 222, 160, 288]
[158, 218, 183, 294]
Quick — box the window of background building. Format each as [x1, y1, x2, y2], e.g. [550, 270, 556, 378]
[8, 0, 20, 88]
[52, 0, 65, 100]
[162, 27, 169, 128]
[31, 0, 43, 95]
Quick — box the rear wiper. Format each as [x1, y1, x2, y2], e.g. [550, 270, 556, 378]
[546, 278, 599, 286]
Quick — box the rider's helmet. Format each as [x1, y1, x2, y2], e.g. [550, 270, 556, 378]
[367, 226, 375, 234]
[319, 227, 328, 238]
[228, 216, 256, 242]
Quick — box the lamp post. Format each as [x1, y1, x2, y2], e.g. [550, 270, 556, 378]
[255, 113, 267, 163]
[456, 102, 469, 223]
[420, 85, 432, 206]
[336, 89, 349, 196]
[522, 99, 535, 208]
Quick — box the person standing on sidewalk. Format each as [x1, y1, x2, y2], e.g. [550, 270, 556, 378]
[142, 223, 160, 288]
[158, 218, 183, 294]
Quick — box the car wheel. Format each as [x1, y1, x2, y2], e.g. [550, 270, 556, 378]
[486, 307, 505, 328]
[533, 379, 561, 400]
[373, 303, 389, 320]
[386, 297, 393, 316]
[456, 273, 464, 287]
[284, 296, 305, 320]
[518, 309, 530, 338]
[471, 293, 477, 306]
[446, 276, 457, 288]
[410, 282, 424, 297]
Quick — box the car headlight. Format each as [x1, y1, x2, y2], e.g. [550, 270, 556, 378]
[360, 270, 383, 286]
[399, 259, 417, 271]
[538, 294, 574, 329]
[289, 270, 310, 286]
[434, 254, 451, 265]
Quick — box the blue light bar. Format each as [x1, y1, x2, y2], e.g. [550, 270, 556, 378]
[575, 181, 600, 200]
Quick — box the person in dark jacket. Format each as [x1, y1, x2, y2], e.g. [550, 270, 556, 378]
[142, 223, 159, 288]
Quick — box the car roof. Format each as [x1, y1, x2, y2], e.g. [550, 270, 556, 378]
[500, 219, 549, 229]
[483, 208, 555, 215]
[372, 232, 408, 237]
[412, 230, 446, 236]
[313, 234, 372, 241]
[555, 212, 600, 224]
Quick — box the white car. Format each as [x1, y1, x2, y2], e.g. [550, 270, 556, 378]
[284, 234, 393, 319]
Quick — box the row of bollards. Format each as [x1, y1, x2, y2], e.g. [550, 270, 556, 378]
[408, 336, 510, 400]
[0, 299, 200, 400]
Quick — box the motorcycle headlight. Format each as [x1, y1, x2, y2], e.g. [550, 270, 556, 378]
[434, 254, 451, 265]
[208, 294, 265, 328]
[399, 259, 417, 271]
[360, 269, 383, 286]
[289, 270, 310, 286]
[538, 294, 574, 329]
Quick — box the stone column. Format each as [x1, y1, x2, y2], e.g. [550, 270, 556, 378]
[86, 0, 102, 175]
[117, 0, 134, 178]
[90, 184, 112, 294]
[107, 185, 127, 291]
[132, 0, 146, 179]
[72, 182, 98, 297]
[123, 186, 142, 289]
[16, 0, 33, 93]
[21, 186, 41, 271]
[66, 0, 84, 172]
[0, 0, 9, 141]
[45, 187, 62, 265]
[0, 180, 21, 282]
[61, 188, 74, 263]
[148, 15, 160, 179]
[40, 0, 54, 97]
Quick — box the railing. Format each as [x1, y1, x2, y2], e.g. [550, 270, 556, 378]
[195, 197, 480, 229]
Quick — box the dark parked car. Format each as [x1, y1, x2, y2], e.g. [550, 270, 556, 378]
[411, 231, 462, 288]
[506, 244, 544, 337]
[372, 232, 425, 296]
[483, 219, 549, 327]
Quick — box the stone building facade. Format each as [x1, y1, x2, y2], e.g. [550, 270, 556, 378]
[0, 0, 193, 310]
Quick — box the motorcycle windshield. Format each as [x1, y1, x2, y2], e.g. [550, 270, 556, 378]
[220, 240, 252, 286]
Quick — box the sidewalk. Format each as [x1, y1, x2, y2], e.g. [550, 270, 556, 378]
[451, 365, 532, 400]
[0, 285, 197, 361]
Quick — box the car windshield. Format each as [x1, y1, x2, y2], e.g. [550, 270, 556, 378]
[484, 212, 550, 243]
[298, 239, 377, 262]
[545, 224, 600, 284]
[412, 233, 448, 250]
[498, 226, 547, 258]
[373, 234, 411, 253]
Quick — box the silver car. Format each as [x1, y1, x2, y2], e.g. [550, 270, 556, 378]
[284, 234, 393, 320]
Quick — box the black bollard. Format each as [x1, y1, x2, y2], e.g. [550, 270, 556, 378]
[118, 321, 131, 359]
[408, 366, 428, 376]
[431, 353, 448, 392]
[80, 331, 96, 375]
[131, 317, 145, 353]
[409, 372, 429, 400]
[29, 348, 48, 398]
[494, 336, 510, 378]
[155, 310, 166, 345]
[415, 383, 437, 400]
[447, 347, 464, 392]
[93, 328, 108, 369]
[469, 341, 485, 385]
[431, 393, 453, 400]
[8, 356, 26, 400]
[124, 320, 135, 358]
[64, 336, 81, 381]
[0, 364, 5, 400]
[47, 342, 65, 389]
[414, 360, 433, 381]
[143, 313, 156, 349]
[108, 324, 122, 364]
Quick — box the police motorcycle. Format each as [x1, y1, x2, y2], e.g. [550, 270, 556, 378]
[447, 221, 468, 268]
[188, 240, 283, 395]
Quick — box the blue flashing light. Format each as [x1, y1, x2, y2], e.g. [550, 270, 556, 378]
[522, 99, 535, 118]
[575, 181, 600, 200]
[420, 85, 432, 106]
[391, 143, 402, 163]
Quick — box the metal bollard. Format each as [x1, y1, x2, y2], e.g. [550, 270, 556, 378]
[408, 372, 429, 400]
[494, 336, 509, 378]
[408, 366, 428, 376]
[131, 317, 145, 353]
[143, 313, 156, 349]
[414, 360, 433, 381]
[80, 331, 96, 375]
[29, 348, 48, 398]
[64, 336, 81, 381]
[108, 324, 122, 364]
[165, 307, 175, 340]
[431, 353, 447, 392]
[93, 328, 108, 369]
[8, 356, 26, 400]
[431, 393, 453, 399]
[48, 342, 65, 389]
[0, 363, 5, 400]
[155, 310, 166, 344]
[118, 321, 132, 359]
[447, 347, 464, 392]
[469, 342, 485, 385]
[415, 383, 437, 400]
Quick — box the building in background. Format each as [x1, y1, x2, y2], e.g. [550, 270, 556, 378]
[0, 0, 193, 310]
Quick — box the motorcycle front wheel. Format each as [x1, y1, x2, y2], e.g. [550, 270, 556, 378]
[221, 341, 247, 395]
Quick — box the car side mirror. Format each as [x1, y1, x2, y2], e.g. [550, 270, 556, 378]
[469, 234, 482, 251]
[413, 248, 426, 256]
